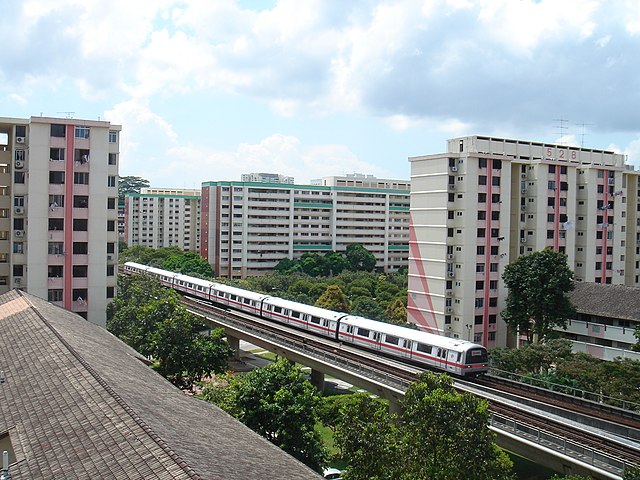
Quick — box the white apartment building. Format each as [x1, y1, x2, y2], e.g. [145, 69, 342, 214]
[201, 175, 410, 278]
[241, 172, 294, 184]
[409, 135, 639, 349]
[125, 188, 201, 251]
[0, 116, 120, 326]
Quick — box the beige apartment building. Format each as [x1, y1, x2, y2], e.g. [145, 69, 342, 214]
[124, 188, 200, 251]
[409, 135, 639, 349]
[0, 116, 120, 326]
[201, 174, 410, 278]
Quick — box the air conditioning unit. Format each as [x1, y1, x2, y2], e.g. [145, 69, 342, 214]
[15, 230, 25, 237]
[446, 307, 454, 313]
[520, 173, 526, 179]
[445, 289, 453, 297]
[450, 166, 458, 172]
[520, 205, 526, 211]
[16, 137, 25, 143]
[14, 206, 24, 214]
[520, 237, 527, 243]
[107, 255, 113, 261]
[447, 271, 455, 277]
[445, 325, 452, 330]
[15, 160, 24, 169]
[14, 277, 21, 285]
[448, 184, 456, 190]
[447, 253, 454, 260]
[521, 189, 527, 194]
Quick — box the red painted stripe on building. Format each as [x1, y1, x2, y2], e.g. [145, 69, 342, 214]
[482, 161, 492, 347]
[407, 216, 438, 332]
[64, 125, 75, 309]
[554, 167, 561, 251]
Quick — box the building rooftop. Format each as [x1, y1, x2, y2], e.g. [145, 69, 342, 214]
[0, 290, 319, 480]
[569, 282, 640, 322]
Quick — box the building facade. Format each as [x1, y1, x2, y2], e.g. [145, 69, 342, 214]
[240, 172, 294, 184]
[409, 135, 639, 349]
[124, 187, 201, 251]
[200, 174, 410, 278]
[0, 116, 120, 326]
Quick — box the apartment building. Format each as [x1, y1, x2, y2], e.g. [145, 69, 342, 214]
[408, 135, 639, 349]
[0, 116, 120, 326]
[200, 174, 410, 278]
[240, 172, 294, 184]
[125, 187, 200, 251]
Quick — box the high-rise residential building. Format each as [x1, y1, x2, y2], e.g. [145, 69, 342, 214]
[408, 135, 639, 348]
[241, 172, 294, 184]
[201, 174, 410, 278]
[125, 188, 201, 251]
[0, 116, 120, 326]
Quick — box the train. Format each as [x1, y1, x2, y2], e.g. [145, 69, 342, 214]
[123, 262, 489, 376]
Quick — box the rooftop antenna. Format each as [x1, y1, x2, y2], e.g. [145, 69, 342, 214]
[553, 118, 569, 145]
[576, 122, 592, 148]
[0, 450, 11, 480]
[57, 111, 74, 119]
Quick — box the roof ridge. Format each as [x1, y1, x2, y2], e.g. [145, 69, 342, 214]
[21, 292, 203, 480]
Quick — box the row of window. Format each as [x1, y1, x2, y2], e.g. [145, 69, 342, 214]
[47, 286, 115, 302]
[49, 124, 118, 143]
[48, 172, 116, 187]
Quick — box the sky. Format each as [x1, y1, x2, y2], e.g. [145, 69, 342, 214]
[1, 0, 640, 188]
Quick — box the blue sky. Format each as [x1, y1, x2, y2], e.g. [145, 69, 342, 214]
[1, 0, 640, 188]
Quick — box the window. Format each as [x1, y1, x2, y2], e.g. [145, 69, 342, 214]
[108, 153, 117, 165]
[73, 265, 88, 277]
[48, 289, 63, 302]
[13, 264, 23, 276]
[490, 263, 498, 272]
[74, 126, 90, 139]
[477, 211, 486, 220]
[490, 245, 499, 255]
[49, 171, 65, 184]
[48, 218, 64, 230]
[478, 175, 487, 185]
[48, 242, 64, 254]
[475, 315, 483, 324]
[476, 245, 485, 255]
[479, 158, 487, 168]
[47, 195, 64, 208]
[107, 265, 115, 276]
[474, 298, 484, 308]
[491, 194, 500, 203]
[477, 228, 485, 238]
[491, 211, 500, 221]
[73, 242, 88, 254]
[108, 176, 116, 187]
[107, 197, 116, 209]
[14, 171, 25, 183]
[73, 219, 88, 231]
[107, 286, 115, 298]
[73, 195, 89, 208]
[50, 147, 65, 161]
[74, 172, 89, 184]
[15, 125, 26, 137]
[13, 242, 23, 254]
[14, 196, 24, 207]
[51, 124, 66, 137]
[416, 343, 432, 354]
[48, 265, 63, 277]
[107, 220, 115, 231]
[478, 193, 486, 203]
[357, 327, 370, 337]
[107, 243, 115, 254]
[109, 131, 117, 143]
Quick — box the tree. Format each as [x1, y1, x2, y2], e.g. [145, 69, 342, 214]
[163, 251, 214, 278]
[233, 358, 327, 471]
[399, 372, 514, 480]
[315, 285, 350, 313]
[501, 248, 576, 343]
[345, 243, 376, 272]
[334, 372, 514, 480]
[118, 175, 150, 200]
[274, 257, 300, 274]
[633, 325, 640, 352]
[385, 298, 408, 325]
[333, 394, 399, 480]
[324, 251, 349, 276]
[107, 273, 231, 388]
[351, 296, 385, 320]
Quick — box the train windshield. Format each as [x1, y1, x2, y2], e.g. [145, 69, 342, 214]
[465, 348, 488, 364]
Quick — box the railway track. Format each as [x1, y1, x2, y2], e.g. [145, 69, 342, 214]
[183, 296, 640, 475]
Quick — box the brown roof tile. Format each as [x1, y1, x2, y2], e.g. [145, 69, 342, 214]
[0, 290, 320, 479]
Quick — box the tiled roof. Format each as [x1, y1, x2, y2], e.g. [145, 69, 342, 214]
[0, 290, 320, 480]
[569, 282, 640, 321]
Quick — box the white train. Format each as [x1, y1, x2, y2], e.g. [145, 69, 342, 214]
[124, 262, 489, 376]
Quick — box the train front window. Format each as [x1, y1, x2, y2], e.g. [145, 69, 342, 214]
[466, 348, 488, 364]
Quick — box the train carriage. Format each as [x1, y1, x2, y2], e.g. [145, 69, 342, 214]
[261, 297, 347, 336]
[173, 273, 216, 298]
[209, 284, 267, 317]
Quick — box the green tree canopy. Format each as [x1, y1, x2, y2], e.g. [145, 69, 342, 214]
[207, 358, 327, 472]
[385, 298, 408, 325]
[334, 372, 514, 480]
[351, 296, 385, 321]
[345, 243, 377, 272]
[501, 248, 576, 343]
[315, 285, 350, 313]
[107, 273, 231, 388]
[118, 175, 150, 200]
